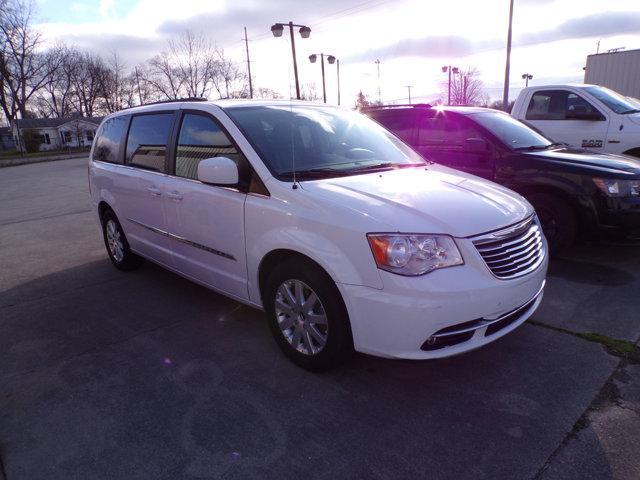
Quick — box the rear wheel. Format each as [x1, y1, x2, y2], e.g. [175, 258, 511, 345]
[101, 209, 143, 271]
[264, 258, 353, 371]
[527, 193, 576, 255]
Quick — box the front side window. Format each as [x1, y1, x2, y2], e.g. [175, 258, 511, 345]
[526, 90, 601, 120]
[226, 105, 425, 180]
[176, 113, 245, 180]
[126, 113, 174, 172]
[93, 116, 129, 164]
[418, 113, 484, 150]
[472, 111, 551, 150]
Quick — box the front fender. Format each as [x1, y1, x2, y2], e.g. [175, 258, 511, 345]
[244, 195, 383, 305]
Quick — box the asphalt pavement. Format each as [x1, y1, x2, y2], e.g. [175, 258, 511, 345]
[1, 158, 639, 479]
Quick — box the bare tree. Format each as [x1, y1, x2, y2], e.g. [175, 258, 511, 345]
[168, 30, 215, 98]
[35, 44, 76, 118]
[211, 47, 247, 99]
[300, 82, 320, 102]
[441, 67, 488, 106]
[98, 52, 128, 113]
[0, 0, 62, 121]
[143, 51, 184, 100]
[254, 87, 282, 100]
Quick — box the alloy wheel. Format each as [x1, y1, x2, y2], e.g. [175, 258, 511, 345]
[274, 279, 328, 355]
[106, 219, 125, 262]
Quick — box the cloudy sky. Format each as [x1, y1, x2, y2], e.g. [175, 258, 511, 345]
[35, 0, 640, 105]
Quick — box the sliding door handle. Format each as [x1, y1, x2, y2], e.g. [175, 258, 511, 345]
[166, 191, 183, 201]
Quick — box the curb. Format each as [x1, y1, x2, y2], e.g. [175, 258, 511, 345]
[0, 152, 89, 168]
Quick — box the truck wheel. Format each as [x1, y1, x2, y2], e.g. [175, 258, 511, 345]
[527, 193, 576, 255]
[263, 257, 353, 372]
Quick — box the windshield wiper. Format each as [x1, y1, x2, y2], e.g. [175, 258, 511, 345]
[342, 162, 426, 173]
[621, 109, 640, 114]
[515, 142, 564, 151]
[278, 167, 346, 180]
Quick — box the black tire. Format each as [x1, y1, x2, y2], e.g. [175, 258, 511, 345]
[101, 209, 143, 271]
[527, 193, 577, 255]
[263, 257, 353, 372]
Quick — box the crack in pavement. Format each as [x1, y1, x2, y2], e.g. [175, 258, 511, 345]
[0, 209, 92, 227]
[529, 320, 640, 479]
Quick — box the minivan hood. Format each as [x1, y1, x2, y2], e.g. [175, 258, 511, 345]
[300, 165, 532, 238]
[523, 148, 640, 176]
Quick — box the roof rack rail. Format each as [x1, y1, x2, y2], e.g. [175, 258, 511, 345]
[120, 97, 208, 111]
[361, 103, 432, 111]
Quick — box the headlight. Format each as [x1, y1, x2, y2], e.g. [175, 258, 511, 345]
[367, 234, 464, 276]
[593, 178, 640, 197]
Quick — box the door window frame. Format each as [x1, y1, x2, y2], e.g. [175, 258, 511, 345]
[169, 109, 260, 194]
[525, 89, 606, 121]
[123, 110, 179, 174]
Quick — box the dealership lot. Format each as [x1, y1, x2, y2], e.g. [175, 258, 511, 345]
[1, 158, 639, 479]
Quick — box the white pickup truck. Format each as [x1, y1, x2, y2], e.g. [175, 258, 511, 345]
[511, 84, 640, 158]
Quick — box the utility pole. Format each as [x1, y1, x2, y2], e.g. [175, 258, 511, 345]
[336, 59, 341, 106]
[463, 75, 468, 105]
[502, 0, 514, 111]
[596, 40, 600, 54]
[134, 66, 143, 105]
[244, 27, 253, 98]
[405, 85, 413, 104]
[375, 59, 381, 104]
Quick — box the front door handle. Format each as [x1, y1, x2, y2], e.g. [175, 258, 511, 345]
[146, 186, 162, 196]
[167, 191, 183, 201]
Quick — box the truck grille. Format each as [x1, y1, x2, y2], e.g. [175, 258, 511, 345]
[473, 216, 545, 279]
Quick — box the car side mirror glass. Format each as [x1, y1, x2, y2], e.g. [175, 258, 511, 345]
[464, 137, 488, 153]
[197, 157, 239, 185]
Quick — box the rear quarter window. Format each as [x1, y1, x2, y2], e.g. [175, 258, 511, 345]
[92, 116, 129, 164]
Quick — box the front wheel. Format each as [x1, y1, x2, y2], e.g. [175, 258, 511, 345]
[527, 193, 577, 255]
[264, 258, 353, 371]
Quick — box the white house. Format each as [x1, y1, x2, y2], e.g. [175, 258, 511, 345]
[11, 116, 103, 153]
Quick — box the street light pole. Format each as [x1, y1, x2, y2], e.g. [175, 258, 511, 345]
[406, 85, 413, 104]
[442, 65, 459, 105]
[271, 21, 311, 100]
[502, 0, 514, 110]
[288, 22, 301, 100]
[522, 73, 533, 87]
[310, 53, 338, 104]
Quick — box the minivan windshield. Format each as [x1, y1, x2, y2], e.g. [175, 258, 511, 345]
[470, 111, 553, 150]
[582, 86, 640, 114]
[225, 105, 426, 180]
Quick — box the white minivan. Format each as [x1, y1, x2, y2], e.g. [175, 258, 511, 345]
[89, 99, 548, 371]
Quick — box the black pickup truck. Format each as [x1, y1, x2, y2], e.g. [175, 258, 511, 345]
[364, 104, 640, 252]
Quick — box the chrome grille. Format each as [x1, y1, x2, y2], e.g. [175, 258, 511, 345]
[473, 216, 545, 279]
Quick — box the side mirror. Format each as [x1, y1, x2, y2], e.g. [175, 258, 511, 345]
[197, 157, 239, 185]
[464, 137, 488, 153]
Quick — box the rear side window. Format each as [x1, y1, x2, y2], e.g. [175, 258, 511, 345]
[175, 113, 246, 180]
[126, 113, 174, 172]
[93, 116, 128, 164]
[370, 111, 416, 144]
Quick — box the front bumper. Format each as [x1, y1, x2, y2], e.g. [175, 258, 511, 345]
[337, 236, 548, 360]
[592, 196, 640, 240]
